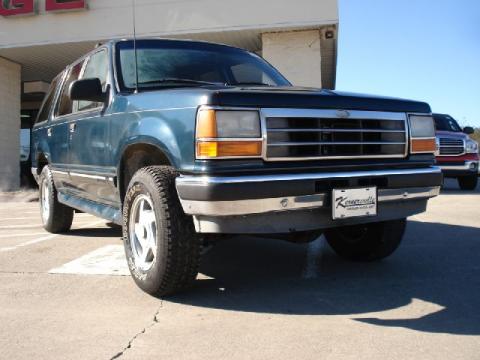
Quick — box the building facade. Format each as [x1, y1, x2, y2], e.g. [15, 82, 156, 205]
[0, 0, 338, 191]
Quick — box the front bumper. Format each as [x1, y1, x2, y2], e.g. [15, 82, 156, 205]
[439, 161, 479, 176]
[176, 167, 442, 233]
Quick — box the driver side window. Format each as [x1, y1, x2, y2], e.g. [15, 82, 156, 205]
[78, 49, 109, 112]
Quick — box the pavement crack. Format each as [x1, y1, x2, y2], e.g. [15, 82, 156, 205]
[110, 301, 163, 360]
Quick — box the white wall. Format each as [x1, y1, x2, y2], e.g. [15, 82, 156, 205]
[0, 0, 337, 48]
[0, 57, 21, 191]
[262, 30, 322, 88]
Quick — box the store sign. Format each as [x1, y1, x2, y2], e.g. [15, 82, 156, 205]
[0, 0, 87, 17]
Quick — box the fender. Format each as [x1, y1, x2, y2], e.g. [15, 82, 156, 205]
[116, 135, 177, 169]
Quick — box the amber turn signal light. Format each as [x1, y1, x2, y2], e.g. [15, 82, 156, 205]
[196, 109, 217, 138]
[411, 138, 436, 153]
[197, 141, 262, 158]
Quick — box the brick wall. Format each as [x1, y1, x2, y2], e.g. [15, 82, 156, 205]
[0, 57, 21, 191]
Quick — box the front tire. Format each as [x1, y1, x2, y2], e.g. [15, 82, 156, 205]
[458, 175, 478, 191]
[123, 166, 200, 296]
[38, 166, 74, 233]
[324, 219, 407, 262]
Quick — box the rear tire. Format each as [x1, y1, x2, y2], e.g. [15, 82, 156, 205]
[324, 219, 407, 262]
[458, 175, 478, 191]
[38, 166, 74, 233]
[123, 166, 200, 296]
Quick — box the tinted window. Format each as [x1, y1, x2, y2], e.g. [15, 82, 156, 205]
[116, 40, 290, 91]
[36, 76, 60, 124]
[56, 61, 84, 117]
[434, 114, 462, 132]
[78, 50, 109, 111]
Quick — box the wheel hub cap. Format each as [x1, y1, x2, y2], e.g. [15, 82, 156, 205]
[41, 180, 50, 223]
[129, 194, 158, 271]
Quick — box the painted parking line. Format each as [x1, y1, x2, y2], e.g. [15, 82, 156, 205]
[49, 244, 130, 276]
[0, 224, 44, 229]
[0, 232, 47, 239]
[0, 220, 105, 253]
[0, 218, 99, 228]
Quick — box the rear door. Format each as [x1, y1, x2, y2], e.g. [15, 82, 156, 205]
[67, 48, 116, 205]
[51, 60, 85, 194]
[39, 72, 70, 192]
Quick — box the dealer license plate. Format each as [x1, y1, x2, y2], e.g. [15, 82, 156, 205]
[332, 187, 377, 220]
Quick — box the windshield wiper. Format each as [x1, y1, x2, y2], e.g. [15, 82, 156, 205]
[232, 82, 273, 87]
[138, 78, 220, 87]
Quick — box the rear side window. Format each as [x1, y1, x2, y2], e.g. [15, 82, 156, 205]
[35, 76, 60, 124]
[78, 49, 109, 111]
[56, 61, 84, 117]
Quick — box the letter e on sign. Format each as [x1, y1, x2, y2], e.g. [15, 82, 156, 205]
[45, 0, 86, 12]
[0, 0, 34, 17]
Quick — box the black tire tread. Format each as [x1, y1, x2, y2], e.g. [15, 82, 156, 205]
[325, 219, 407, 262]
[458, 175, 478, 191]
[39, 166, 74, 233]
[123, 166, 200, 296]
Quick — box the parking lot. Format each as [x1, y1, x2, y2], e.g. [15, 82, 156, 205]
[0, 179, 479, 360]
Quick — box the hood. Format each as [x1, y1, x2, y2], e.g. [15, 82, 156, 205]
[205, 86, 431, 113]
[436, 130, 468, 139]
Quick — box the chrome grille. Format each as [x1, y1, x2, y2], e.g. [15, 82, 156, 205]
[263, 109, 408, 161]
[438, 138, 464, 156]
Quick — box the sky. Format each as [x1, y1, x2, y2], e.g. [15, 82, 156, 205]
[336, 0, 480, 127]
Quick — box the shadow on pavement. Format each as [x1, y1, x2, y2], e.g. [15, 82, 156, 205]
[440, 178, 479, 195]
[66, 227, 122, 238]
[168, 220, 480, 336]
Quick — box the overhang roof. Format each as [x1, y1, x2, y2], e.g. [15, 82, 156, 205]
[1, 27, 337, 88]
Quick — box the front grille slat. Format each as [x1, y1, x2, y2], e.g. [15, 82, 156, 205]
[268, 128, 405, 133]
[268, 141, 407, 146]
[438, 137, 464, 156]
[264, 110, 407, 161]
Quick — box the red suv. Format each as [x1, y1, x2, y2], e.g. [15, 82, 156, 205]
[434, 113, 479, 190]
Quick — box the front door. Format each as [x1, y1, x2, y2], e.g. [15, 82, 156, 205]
[67, 49, 117, 206]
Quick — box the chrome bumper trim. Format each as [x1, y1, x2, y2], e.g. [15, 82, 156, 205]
[439, 161, 478, 172]
[377, 186, 440, 202]
[177, 166, 442, 186]
[177, 167, 441, 216]
[179, 186, 440, 216]
[181, 194, 326, 216]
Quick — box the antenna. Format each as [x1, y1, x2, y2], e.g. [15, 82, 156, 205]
[132, 0, 139, 93]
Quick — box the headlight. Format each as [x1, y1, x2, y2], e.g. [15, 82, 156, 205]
[215, 111, 261, 138]
[196, 108, 263, 159]
[409, 115, 436, 154]
[466, 139, 479, 154]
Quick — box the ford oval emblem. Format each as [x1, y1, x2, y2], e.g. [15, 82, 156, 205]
[336, 110, 350, 118]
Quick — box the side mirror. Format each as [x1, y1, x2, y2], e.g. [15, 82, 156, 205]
[69, 78, 107, 103]
[463, 126, 474, 135]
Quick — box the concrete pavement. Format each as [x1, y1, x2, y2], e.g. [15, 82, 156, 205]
[0, 179, 479, 359]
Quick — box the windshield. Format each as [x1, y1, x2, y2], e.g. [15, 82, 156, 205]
[115, 40, 290, 91]
[433, 114, 462, 132]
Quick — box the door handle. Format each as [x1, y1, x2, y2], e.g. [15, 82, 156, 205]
[69, 123, 77, 133]
[47, 128, 52, 137]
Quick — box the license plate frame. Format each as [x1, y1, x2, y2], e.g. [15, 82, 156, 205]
[332, 187, 378, 220]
